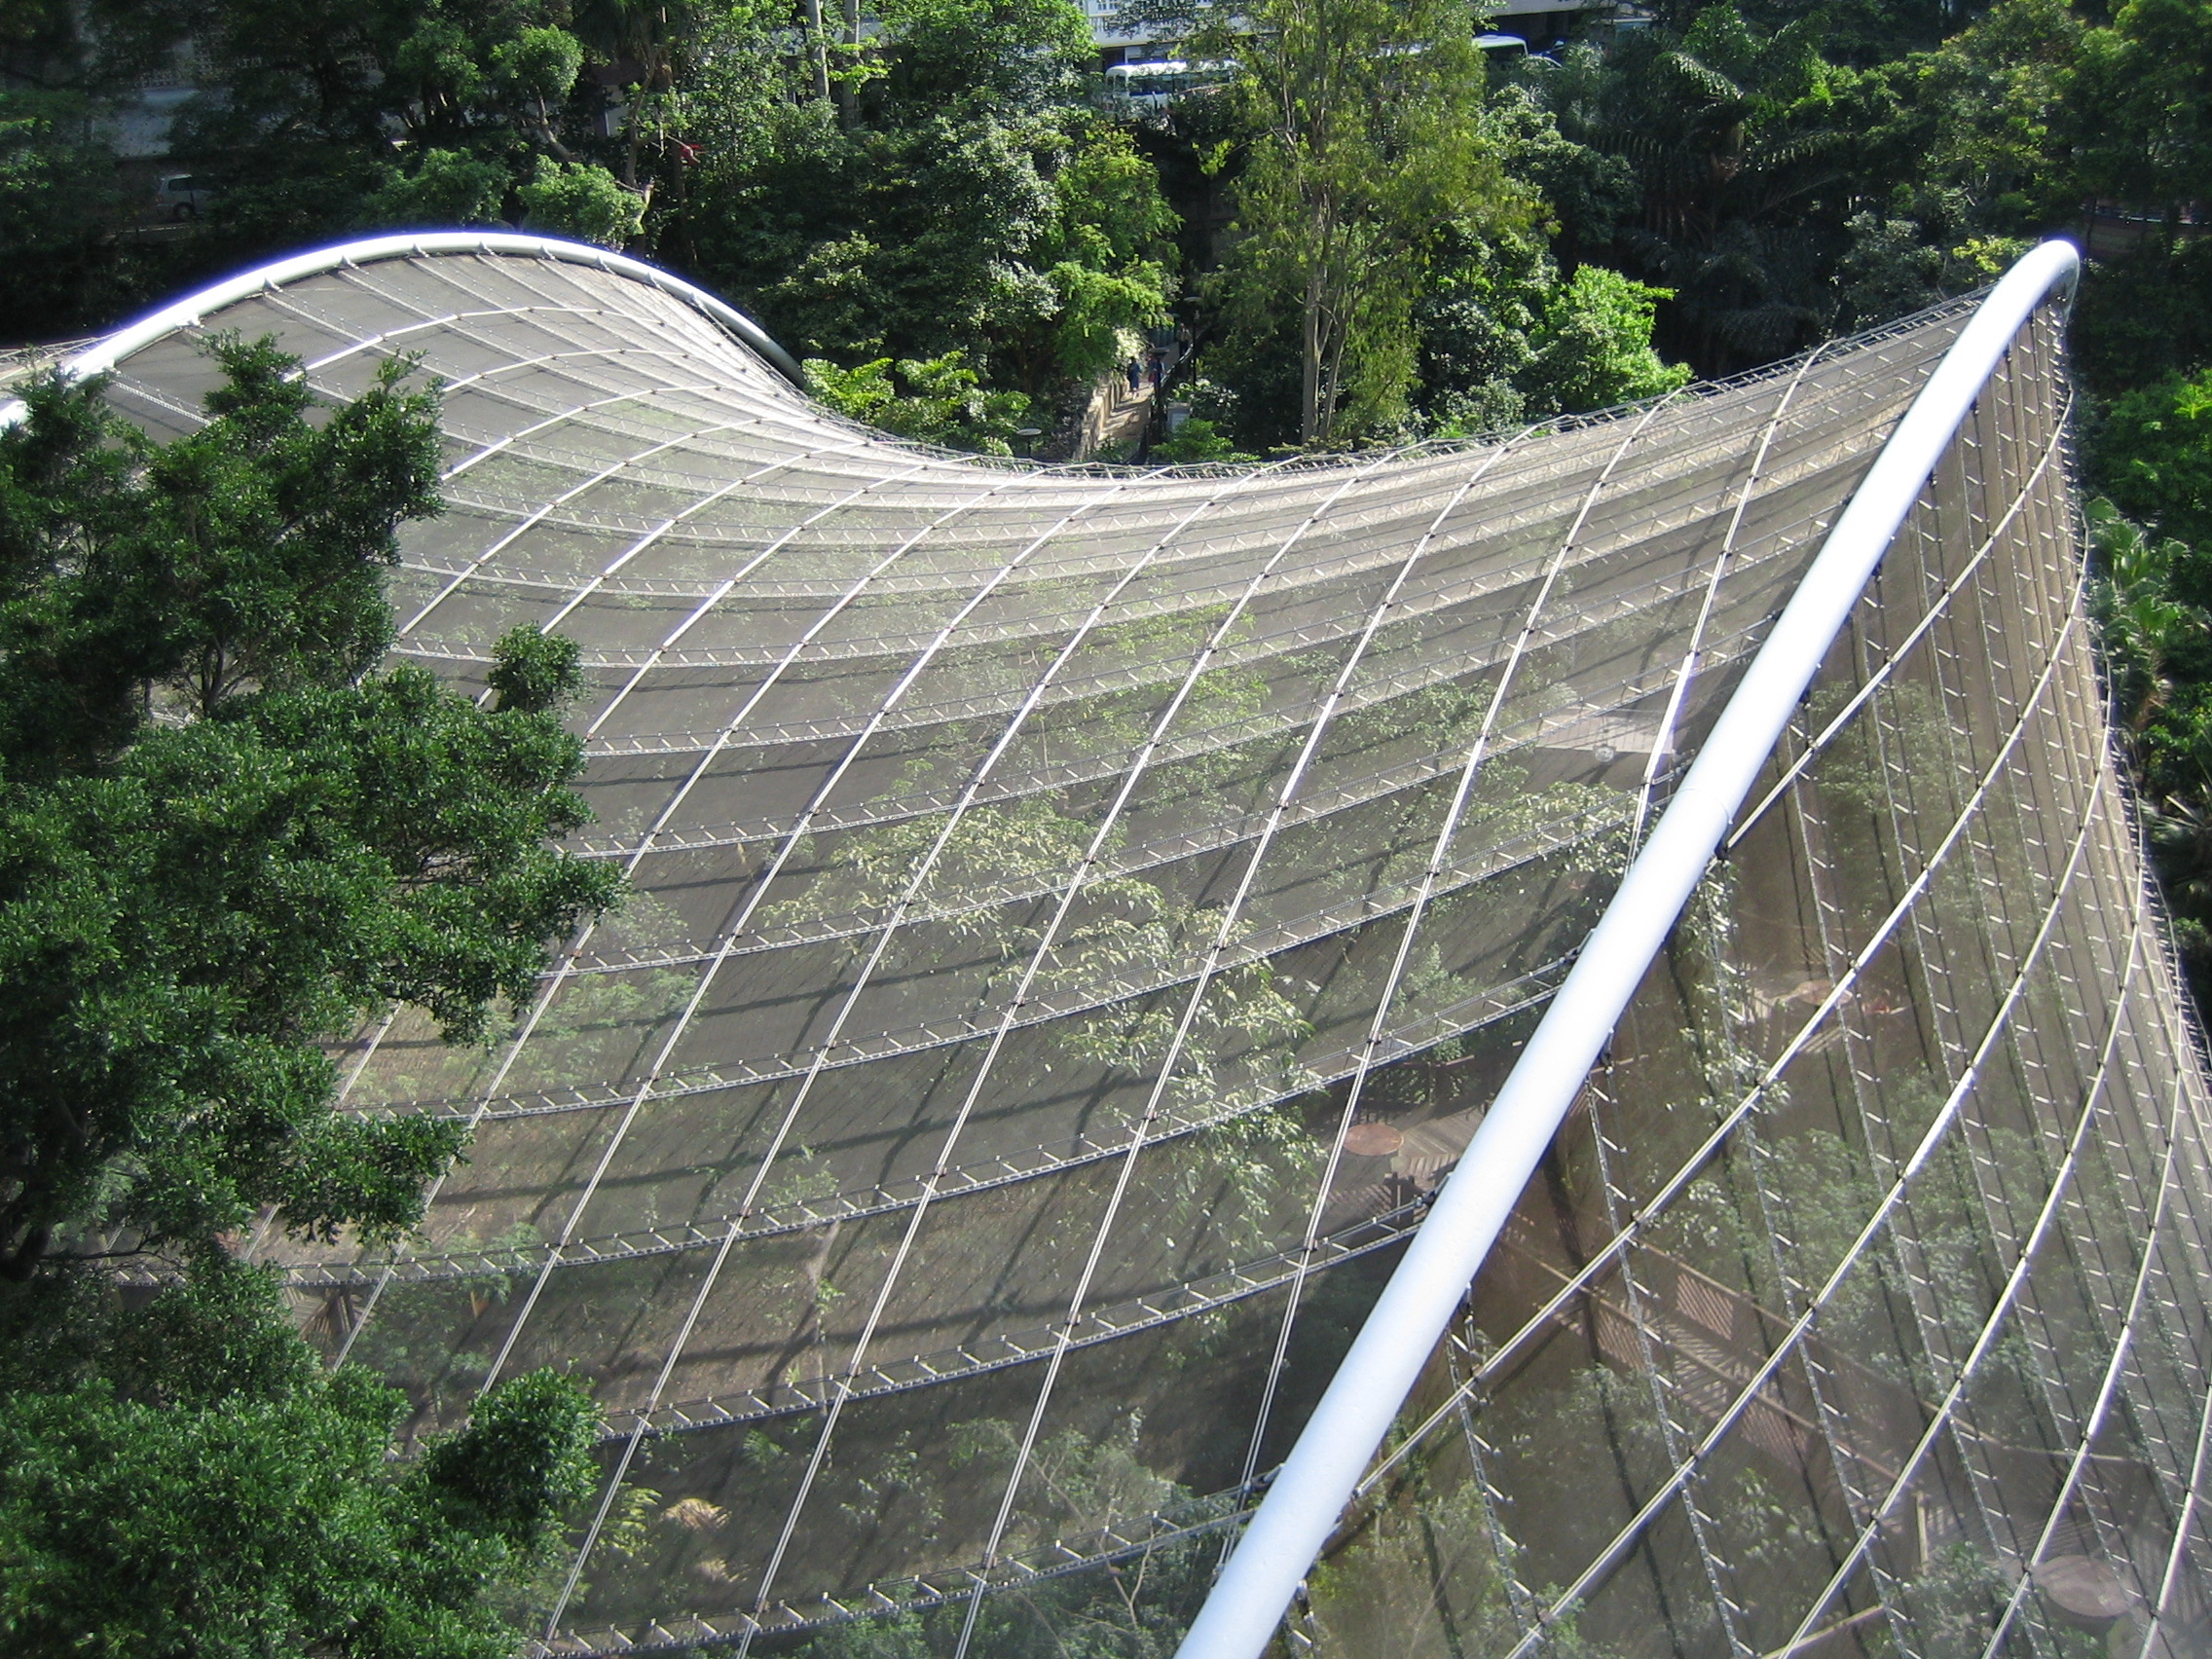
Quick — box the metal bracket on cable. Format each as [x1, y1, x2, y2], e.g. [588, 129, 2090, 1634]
[1169, 238, 2084, 1659]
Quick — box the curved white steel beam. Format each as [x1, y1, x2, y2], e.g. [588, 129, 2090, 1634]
[0, 230, 805, 424]
[1170, 237, 2083, 1659]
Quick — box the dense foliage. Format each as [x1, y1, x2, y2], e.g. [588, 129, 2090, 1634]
[3, 0, 2212, 1640]
[0, 343, 617, 1650]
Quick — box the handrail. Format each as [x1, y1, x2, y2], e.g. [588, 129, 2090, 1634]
[1169, 238, 2083, 1659]
[0, 231, 805, 425]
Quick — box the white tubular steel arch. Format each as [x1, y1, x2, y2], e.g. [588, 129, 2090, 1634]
[1170, 238, 2086, 1659]
[0, 229, 806, 413]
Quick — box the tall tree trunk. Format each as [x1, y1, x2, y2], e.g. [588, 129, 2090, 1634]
[805, 0, 831, 102]
[834, 0, 861, 126]
[1301, 263, 1325, 445]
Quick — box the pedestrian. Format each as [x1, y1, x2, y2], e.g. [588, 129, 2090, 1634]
[1148, 352, 1164, 390]
[1125, 356, 1143, 393]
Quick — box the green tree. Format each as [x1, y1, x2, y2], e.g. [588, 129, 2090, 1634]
[519, 154, 646, 245]
[0, 339, 621, 1280]
[1523, 265, 1693, 413]
[1201, 0, 1532, 443]
[2072, 0, 2212, 236]
[2093, 366, 2212, 552]
[0, 1253, 598, 1658]
[804, 350, 1039, 452]
[100, 0, 616, 257]
[0, 89, 134, 338]
[0, 339, 621, 1649]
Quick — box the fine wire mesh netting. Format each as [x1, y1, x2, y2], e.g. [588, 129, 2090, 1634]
[90, 243, 2212, 1658]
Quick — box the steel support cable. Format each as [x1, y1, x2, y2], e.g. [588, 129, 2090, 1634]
[368, 814, 1613, 1139]
[281, 950, 1583, 1299]
[508, 458, 1175, 1619]
[1858, 344, 2091, 1566]
[734, 428, 1546, 1625]
[0, 238, 796, 446]
[1171, 240, 2083, 1659]
[1583, 1063, 1758, 1658]
[322, 442, 944, 1136]
[332, 455, 948, 1190]
[0, 231, 805, 395]
[546, 505, 2095, 1659]
[553, 467, 1864, 778]
[547, 520, 1870, 887]
[279, 957, 1582, 1306]
[1941, 560, 2138, 1532]
[1766, 894, 2150, 1656]
[1571, 349, 1854, 1655]
[1855, 475, 2090, 1589]
[955, 393, 1672, 1654]
[1229, 394, 1683, 1515]
[269, 265, 796, 438]
[1353, 530, 2085, 1508]
[1629, 345, 1832, 853]
[1726, 398, 2069, 856]
[1961, 888, 2185, 1610]
[1492, 785, 2102, 1659]
[1971, 961, 2202, 1655]
[478, 460, 1112, 1401]
[454, 384, 1928, 662]
[2129, 1330, 2212, 1659]
[549, 442, 1428, 1644]
[327, 451, 970, 1365]
[1770, 705, 1955, 1659]
[725, 436, 1436, 1653]
[398, 413, 848, 638]
[343, 242, 792, 417]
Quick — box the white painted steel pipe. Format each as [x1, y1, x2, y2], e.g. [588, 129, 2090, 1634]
[0, 231, 804, 426]
[1171, 238, 2083, 1659]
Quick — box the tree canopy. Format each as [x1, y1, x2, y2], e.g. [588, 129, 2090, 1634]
[0, 343, 617, 1651]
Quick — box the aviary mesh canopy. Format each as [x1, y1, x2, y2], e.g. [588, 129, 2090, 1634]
[90, 243, 2212, 1657]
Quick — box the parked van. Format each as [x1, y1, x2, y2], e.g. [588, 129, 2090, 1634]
[153, 174, 216, 220]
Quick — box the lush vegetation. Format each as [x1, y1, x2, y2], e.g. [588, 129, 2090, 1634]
[3, 0, 2212, 1644]
[0, 344, 619, 1650]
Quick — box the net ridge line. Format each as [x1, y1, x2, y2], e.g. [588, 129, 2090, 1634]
[379, 360, 1927, 624]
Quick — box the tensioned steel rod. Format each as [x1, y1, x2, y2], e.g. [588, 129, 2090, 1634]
[1171, 236, 2083, 1659]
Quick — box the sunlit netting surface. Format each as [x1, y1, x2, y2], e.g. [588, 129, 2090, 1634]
[87, 242, 2212, 1658]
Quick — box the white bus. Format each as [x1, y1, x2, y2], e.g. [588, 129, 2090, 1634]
[1103, 58, 1239, 110]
